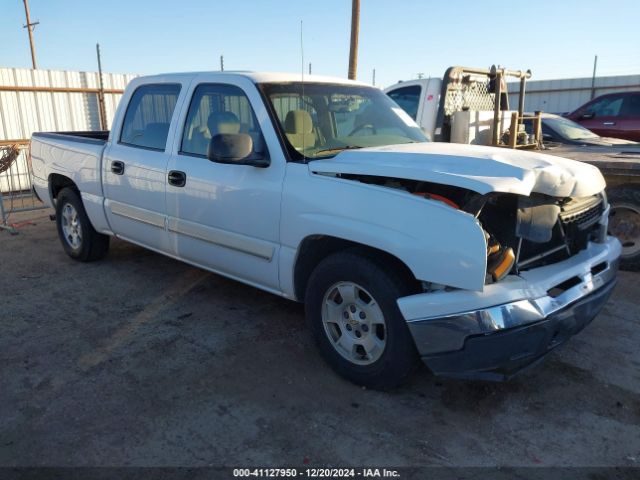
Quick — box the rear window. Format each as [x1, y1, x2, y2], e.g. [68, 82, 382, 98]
[120, 84, 181, 151]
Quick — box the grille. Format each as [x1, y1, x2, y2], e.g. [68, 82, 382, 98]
[516, 196, 604, 271]
[560, 196, 604, 253]
[560, 199, 604, 231]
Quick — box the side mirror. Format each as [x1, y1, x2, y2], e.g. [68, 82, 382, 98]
[207, 133, 269, 167]
[542, 133, 554, 141]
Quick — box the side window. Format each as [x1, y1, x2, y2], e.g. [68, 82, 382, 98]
[621, 94, 640, 117]
[585, 95, 623, 117]
[181, 83, 267, 158]
[120, 84, 181, 150]
[387, 85, 422, 120]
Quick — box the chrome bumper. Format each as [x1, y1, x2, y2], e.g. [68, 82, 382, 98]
[401, 237, 621, 380]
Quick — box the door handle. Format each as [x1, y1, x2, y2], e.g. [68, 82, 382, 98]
[168, 170, 186, 187]
[111, 160, 125, 175]
[602, 121, 616, 126]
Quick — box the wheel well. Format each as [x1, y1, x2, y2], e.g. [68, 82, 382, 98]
[49, 174, 78, 202]
[293, 235, 420, 301]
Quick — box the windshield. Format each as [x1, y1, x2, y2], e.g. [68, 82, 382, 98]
[545, 116, 599, 140]
[260, 82, 428, 159]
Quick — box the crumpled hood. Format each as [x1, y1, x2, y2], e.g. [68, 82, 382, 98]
[308, 142, 606, 197]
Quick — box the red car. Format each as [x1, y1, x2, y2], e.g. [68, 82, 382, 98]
[566, 91, 640, 141]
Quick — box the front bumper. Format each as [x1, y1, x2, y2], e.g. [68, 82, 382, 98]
[400, 236, 621, 381]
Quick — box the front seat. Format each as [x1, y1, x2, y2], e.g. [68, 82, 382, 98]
[284, 109, 315, 151]
[188, 111, 241, 155]
[208, 111, 241, 136]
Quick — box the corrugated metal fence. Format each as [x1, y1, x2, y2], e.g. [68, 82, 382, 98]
[508, 74, 640, 114]
[0, 67, 136, 230]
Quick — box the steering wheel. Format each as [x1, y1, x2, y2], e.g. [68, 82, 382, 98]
[349, 123, 377, 136]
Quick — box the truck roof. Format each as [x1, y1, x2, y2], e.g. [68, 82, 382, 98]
[138, 71, 371, 86]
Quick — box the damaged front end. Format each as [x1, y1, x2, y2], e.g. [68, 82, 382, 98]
[472, 191, 608, 284]
[396, 187, 620, 381]
[337, 173, 610, 288]
[306, 144, 621, 380]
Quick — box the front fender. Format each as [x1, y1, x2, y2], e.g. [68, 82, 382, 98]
[281, 164, 487, 291]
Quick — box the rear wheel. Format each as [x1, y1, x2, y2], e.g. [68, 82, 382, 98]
[305, 251, 419, 389]
[56, 188, 110, 261]
[607, 186, 640, 271]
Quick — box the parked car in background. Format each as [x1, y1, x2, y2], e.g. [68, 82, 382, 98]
[566, 91, 640, 141]
[529, 112, 640, 148]
[521, 113, 640, 270]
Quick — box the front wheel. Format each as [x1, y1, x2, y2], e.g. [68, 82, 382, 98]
[305, 251, 419, 389]
[55, 187, 110, 262]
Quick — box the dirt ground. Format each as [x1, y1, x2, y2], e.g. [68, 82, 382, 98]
[1, 209, 639, 468]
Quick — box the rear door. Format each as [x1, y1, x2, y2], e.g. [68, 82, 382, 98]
[102, 80, 188, 253]
[617, 93, 640, 141]
[164, 78, 285, 291]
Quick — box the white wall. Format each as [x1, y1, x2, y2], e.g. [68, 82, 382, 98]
[0, 67, 137, 140]
[507, 74, 640, 114]
[0, 67, 137, 194]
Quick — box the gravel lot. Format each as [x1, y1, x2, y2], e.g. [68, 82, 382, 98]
[1, 209, 639, 468]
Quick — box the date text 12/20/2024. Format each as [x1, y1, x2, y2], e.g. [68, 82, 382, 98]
[233, 468, 401, 478]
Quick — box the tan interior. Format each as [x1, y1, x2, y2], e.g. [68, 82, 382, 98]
[284, 109, 315, 151]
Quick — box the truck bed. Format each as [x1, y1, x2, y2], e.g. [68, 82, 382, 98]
[30, 131, 110, 210]
[32, 130, 110, 144]
[543, 144, 640, 178]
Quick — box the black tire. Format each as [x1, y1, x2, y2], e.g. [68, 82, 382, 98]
[607, 185, 640, 271]
[55, 187, 110, 262]
[304, 250, 419, 390]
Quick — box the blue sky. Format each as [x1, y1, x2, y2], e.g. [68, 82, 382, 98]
[1, 0, 639, 87]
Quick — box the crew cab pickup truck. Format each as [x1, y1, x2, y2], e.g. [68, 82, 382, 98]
[31, 71, 621, 389]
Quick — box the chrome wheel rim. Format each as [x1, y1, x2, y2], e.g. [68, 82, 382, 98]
[321, 281, 386, 366]
[608, 203, 640, 258]
[61, 203, 82, 250]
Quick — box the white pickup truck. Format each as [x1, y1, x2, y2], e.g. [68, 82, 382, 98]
[31, 71, 621, 389]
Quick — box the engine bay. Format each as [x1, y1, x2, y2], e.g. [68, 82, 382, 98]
[339, 173, 606, 284]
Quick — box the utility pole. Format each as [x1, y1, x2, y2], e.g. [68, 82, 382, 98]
[372, 68, 376, 86]
[308, 63, 312, 75]
[590, 55, 598, 99]
[22, 0, 39, 69]
[220, 55, 224, 71]
[348, 0, 360, 80]
[96, 44, 107, 130]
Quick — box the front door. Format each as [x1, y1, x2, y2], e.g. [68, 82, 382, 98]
[576, 94, 624, 138]
[165, 82, 284, 291]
